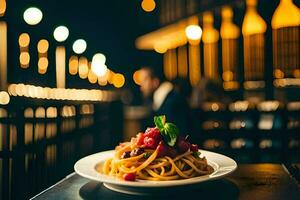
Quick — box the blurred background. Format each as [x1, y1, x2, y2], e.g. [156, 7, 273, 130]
[0, 0, 299, 199]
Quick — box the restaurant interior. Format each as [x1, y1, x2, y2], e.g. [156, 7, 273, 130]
[0, 0, 300, 199]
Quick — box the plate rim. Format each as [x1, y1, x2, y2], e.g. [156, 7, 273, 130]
[74, 149, 237, 188]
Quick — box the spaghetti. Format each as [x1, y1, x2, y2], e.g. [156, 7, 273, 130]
[99, 115, 214, 181]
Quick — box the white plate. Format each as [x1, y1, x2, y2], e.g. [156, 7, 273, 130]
[74, 150, 237, 195]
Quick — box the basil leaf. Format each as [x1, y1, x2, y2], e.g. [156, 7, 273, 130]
[154, 115, 166, 131]
[164, 123, 179, 146]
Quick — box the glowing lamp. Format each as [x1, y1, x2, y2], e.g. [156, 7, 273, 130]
[185, 25, 202, 40]
[72, 39, 87, 54]
[23, 7, 43, 25]
[91, 53, 107, 77]
[53, 26, 69, 42]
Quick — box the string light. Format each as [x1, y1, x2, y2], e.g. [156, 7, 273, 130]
[8, 83, 116, 102]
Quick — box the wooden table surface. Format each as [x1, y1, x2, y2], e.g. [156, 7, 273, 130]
[31, 164, 300, 200]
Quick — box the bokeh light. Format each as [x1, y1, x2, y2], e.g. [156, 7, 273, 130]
[0, 91, 10, 105]
[53, 26, 69, 42]
[19, 33, 30, 47]
[185, 25, 202, 40]
[113, 73, 125, 88]
[38, 57, 48, 71]
[19, 52, 30, 67]
[133, 70, 141, 85]
[69, 55, 79, 75]
[91, 53, 107, 77]
[78, 57, 89, 79]
[37, 39, 49, 54]
[0, 0, 6, 17]
[141, 0, 156, 12]
[72, 39, 87, 54]
[23, 7, 43, 25]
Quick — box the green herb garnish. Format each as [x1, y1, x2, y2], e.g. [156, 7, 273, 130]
[193, 151, 201, 158]
[154, 115, 179, 146]
[143, 152, 150, 159]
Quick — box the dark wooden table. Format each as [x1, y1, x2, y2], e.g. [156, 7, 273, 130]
[30, 164, 300, 200]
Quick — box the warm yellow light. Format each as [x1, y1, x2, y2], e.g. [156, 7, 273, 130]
[92, 53, 106, 65]
[78, 57, 89, 79]
[55, 46, 66, 88]
[272, 0, 300, 29]
[37, 39, 49, 53]
[141, 0, 156, 12]
[38, 57, 48, 71]
[53, 26, 69, 42]
[20, 52, 30, 66]
[93, 64, 107, 77]
[88, 70, 98, 84]
[185, 25, 202, 41]
[154, 42, 168, 54]
[107, 70, 114, 84]
[72, 39, 87, 54]
[23, 7, 43, 25]
[46, 107, 57, 118]
[202, 12, 219, 43]
[0, 0, 6, 17]
[91, 53, 107, 77]
[133, 70, 141, 85]
[19, 33, 30, 47]
[221, 6, 240, 39]
[113, 73, 125, 88]
[0, 91, 9, 105]
[69, 55, 78, 75]
[274, 69, 285, 79]
[98, 76, 108, 86]
[242, 0, 267, 36]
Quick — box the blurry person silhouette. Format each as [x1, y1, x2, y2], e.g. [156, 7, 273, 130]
[139, 67, 190, 134]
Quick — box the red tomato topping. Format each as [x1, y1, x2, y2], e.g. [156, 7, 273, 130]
[142, 127, 162, 149]
[136, 133, 145, 146]
[123, 173, 136, 181]
[190, 144, 199, 152]
[176, 136, 191, 153]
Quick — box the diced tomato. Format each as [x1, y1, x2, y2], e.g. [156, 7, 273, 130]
[144, 127, 161, 139]
[176, 136, 191, 153]
[136, 133, 145, 146]
[142, 127, 162, 149]
[123, 173, 136, 181]
[190, 144, 198, 152]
